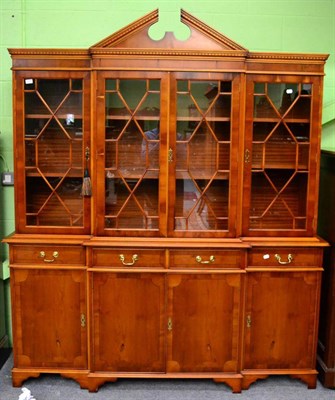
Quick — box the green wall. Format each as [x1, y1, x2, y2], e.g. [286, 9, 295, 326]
[0, 0, 334, 345]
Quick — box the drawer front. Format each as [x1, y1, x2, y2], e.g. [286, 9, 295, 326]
[91, 248, 166, 268]
[11, 245, 85, 265]
[248, 247, 323, 268]
[169, 249, 244, 269]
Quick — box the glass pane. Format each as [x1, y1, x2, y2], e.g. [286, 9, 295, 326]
[136, 92, 160, 119]
[26, 177, 83, 227]
[56, 92, 83, 122]
[175, 79, 231, 232]
[175, 179, 228, 230]
[250, 171, 307, 230]
[254, 82, 312, 120]
[25, 92, 50, 115]
[71, 79, 82, 91]
[37, 79, 70, 112]
[104, 78, 160, 231]
[24, 78, 84, 228]
[105, 177, 159, 230]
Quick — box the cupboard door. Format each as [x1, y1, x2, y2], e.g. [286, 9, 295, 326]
[244, 271, 321, 370]
[11, 268, 87, 368]
[167, 273, 242, 372]
[95, 72, 168, 236]
[14, 72, 91, 234]
[91, 272, 165, 372]
[242, 75, 323, 236]
[169, 73, 241, 237]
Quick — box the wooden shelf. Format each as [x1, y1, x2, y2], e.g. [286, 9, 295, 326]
[106, 115, 159, 121]
[253, 117, 310, 123]
[25, 170, 83, 178]
[25, 114, 83, 119]
[177, 116, 231, 122]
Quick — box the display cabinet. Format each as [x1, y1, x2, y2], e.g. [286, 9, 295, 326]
[5, 9, 329, 393]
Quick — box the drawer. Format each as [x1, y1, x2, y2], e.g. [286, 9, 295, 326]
[11, 245, 85, 265]
[91, 248, 166, 268]
[169, 249, 244, 269]
[248, 247, 323, 268]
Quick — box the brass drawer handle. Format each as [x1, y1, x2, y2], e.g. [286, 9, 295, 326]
[119, 254, 139, 266]
[39, 251, 59, 263]
[274, 253, 293, 265]
[195, 255, 215, 264]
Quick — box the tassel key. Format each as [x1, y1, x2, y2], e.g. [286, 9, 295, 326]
[81, 147, 92, 197]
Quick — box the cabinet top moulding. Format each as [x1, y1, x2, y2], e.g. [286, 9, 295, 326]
[8, 9, 328, 74]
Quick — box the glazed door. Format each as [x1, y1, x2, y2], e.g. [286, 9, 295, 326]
[167, 273, 242, 372]
[244, 271, 321, 370]
[91, 272, 165, 372]
[11, 268, 87, 368]
[14, 71, 91, 234]
[168, 72, 241, 237]
[95, 71, 168, 236]
[242, 75, 323, 236]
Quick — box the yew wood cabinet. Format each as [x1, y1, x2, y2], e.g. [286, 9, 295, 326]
[5, 10, 329, 393]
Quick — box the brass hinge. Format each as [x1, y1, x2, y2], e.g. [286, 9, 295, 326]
[168, 148, 173, 163]
[85, 146, 90, 161]
[81, 313, 86, 328]
[246, 315, 251, 328]
[167, 317, 173, 331]
[244, 149, 250, 163]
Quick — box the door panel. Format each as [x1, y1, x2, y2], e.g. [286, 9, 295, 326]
[11, 268, 87, 368]
[15, 71, 91, 234]
[95, 72, 168, 236]
[242, 76, 322, 236]
[244, 271, 321, 369]
[167, 273, 242, 372]
[169, 72, 241, 237]
[91, 272, 165, 372]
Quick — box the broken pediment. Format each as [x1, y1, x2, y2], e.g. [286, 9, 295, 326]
[90, 9, 248, 54]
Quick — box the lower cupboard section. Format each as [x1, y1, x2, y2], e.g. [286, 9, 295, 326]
[10, 268, 87, 369]
[91, 272, 242, 375]
[9, 257, 323, 393]
[241, 270, 322, 390]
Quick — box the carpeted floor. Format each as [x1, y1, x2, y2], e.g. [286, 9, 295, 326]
[0, 353, 334, 400]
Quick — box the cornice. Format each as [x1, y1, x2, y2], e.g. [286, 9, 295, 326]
[248, 52, 329, 63]
[89, 48, 248, 59]
[8, 48, 90, 57]
[9, 48, 328, 64]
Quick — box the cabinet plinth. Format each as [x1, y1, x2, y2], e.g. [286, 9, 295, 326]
[5, 9, 329, 393]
